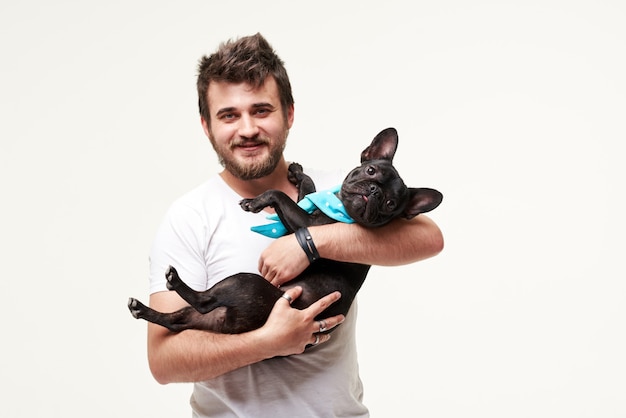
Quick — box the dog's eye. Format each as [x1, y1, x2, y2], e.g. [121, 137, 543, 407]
[366, 166, 376, 175]
[386, 200, 396, 210]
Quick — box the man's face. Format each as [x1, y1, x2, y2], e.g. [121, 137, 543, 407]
[202, 77, 294, 180]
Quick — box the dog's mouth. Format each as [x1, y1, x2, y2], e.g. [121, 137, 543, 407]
[341, 186, 385, 226]
[341, 182, 408, 227]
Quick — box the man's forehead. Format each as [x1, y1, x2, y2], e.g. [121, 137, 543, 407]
[208, 77, 279, 107]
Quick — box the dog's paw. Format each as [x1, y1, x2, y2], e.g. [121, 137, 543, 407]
[239, 198, 253, 212]
[165, 266, 179, 290]
[287, 162, 304, 185]
[239, 198, 264, 213]
[127, 297, 143, 319]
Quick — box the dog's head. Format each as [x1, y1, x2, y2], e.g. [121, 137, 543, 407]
[340, 127, 443, 227]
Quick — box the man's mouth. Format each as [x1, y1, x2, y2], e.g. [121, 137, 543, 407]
[232, 141, 268, 154]
[232, 135, 269, 146]
[235, 141, 263, 148]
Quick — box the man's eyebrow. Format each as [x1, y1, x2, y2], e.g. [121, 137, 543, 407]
[252, 102, 276, 110]
[215, 103, 276, 117]
[215, 107, 236, 117]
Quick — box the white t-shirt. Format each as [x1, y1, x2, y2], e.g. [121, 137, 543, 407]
[149, 167, 369, 418]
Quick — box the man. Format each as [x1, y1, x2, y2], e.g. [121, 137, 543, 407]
[147, 33, 443, 417]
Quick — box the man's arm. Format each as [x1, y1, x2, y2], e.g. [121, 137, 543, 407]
[258, 215, 443, 286]
[147, 286, 344, 384]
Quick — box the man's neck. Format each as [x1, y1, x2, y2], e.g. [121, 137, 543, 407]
[219, 159, 298, 202]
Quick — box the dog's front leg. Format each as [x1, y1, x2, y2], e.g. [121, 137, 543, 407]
[240, 190, 313, 233]
[287, 162, 316, 200]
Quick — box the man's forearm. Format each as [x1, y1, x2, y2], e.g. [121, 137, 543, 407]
[146, 287, 345, 384]
[310, 215, 443, 266]
[148, 325, 271, 384]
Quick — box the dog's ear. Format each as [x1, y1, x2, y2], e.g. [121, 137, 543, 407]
[361, 127, 399, 163]
[402, 188, 443, 219]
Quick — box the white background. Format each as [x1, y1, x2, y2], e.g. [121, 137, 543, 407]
[1, 1, 624, 417]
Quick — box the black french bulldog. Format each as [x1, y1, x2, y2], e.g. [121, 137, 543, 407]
[128, 127, 442, 334]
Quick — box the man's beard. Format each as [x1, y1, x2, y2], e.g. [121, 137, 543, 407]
[212, 131, 288, 180]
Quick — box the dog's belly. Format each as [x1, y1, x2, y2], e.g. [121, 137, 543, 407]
[211, 260, 370, 333]
[282, 260, 370, 319]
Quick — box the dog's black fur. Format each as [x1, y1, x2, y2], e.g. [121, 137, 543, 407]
[128, 127, 442, 334]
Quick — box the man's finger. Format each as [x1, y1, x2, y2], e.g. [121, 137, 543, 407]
[279, 286, 302, 305]
[307, 291, 341, 316]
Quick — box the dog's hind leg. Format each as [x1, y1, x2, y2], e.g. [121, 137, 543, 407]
[128, 298, 228, 332]
[165, 266, 224, 314]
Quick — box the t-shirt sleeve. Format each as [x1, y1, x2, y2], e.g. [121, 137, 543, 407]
[148, 200, 209, 294]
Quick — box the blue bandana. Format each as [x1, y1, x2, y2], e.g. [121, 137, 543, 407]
[250, 184, 355, 238]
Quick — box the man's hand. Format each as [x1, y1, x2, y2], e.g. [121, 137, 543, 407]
[257, 286, 344, 356]
[258, 234, 309, 286]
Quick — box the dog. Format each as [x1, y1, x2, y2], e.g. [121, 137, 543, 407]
[128, 127, 442, 334]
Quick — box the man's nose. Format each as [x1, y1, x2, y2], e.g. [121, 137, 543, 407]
[238, 114, 260, 138]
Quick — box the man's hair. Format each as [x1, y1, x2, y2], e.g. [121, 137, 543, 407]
[197, 33, 294, 124]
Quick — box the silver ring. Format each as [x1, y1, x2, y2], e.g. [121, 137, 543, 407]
[318, 320, 327, 332]
[280, 293, 293, 304]
[313, 334, 320, 345]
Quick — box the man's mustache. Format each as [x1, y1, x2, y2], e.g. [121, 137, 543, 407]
[230, 137, 270, 148]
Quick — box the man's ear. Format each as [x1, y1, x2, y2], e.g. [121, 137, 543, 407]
[201, 116, 211, 139]
[286, 104, 295, 129]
